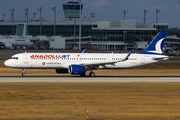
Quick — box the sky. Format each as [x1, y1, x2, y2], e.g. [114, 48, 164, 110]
[0, 0, 180, 28]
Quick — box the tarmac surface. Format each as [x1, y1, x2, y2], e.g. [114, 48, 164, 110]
[0, 75, 180, 82]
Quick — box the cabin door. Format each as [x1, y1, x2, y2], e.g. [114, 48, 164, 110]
[141, 57, 145, 64]
[106, 56, 110, 62]
[23, 55, 28, 63]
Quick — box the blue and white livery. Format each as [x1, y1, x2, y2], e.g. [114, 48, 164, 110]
[4, 31, 169, 77]
[140, 31, 167, 55]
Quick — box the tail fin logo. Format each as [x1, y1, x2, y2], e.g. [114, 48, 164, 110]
[140, 31, 167, 55]
[147, 38, 164, 54]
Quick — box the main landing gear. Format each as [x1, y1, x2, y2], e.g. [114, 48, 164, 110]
[22, 69, 26, 77]
[89, 72, 95, 77]
[80, 72, 95, 77]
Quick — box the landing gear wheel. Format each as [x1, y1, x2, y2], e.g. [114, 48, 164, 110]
[22, 69, 26, 77]
[22, 73, 26, 77]
[89, 72, 95, 77]
[80, 73, 86, 77]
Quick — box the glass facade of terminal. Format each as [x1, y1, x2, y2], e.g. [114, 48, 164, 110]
[27, 25, 159, 43]
[0, 25, 16, 35]
[0, 24, 168, 43]
[154, 25, 169, 34]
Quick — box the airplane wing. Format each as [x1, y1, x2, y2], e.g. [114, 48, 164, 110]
[62, 51, 132, 69]
[78, 51, 132, 67]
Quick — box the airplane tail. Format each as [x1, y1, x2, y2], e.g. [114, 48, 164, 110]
[140, 31, 167, 55]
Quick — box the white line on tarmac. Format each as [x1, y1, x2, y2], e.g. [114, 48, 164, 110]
[0, 76, 180, 82]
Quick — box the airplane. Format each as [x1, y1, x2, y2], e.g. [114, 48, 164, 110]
[0, 38, 34, 48]
[4, 31, 169, 77]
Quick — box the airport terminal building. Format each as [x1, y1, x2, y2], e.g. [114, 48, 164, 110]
[0, 1, 179, 50]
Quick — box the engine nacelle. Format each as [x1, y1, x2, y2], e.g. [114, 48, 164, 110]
[69, 65, 85, 75]
[5, 43, 12, 48]
[55, 69, 68, 73]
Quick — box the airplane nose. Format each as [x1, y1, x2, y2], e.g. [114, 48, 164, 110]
[4, 60, 10, 67]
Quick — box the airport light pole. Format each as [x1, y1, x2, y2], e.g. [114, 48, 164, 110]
[3, 13, 7, 21]
[51, 6, 56, 36]
[10, 13, 12, 20]
[79, 0, 82, 50]
[24, 8, 29, 35]
[123, 10, 128, 20]
[74, 5, 76, 49]
[143, 9, 149, 23]
[24, 13, 27, 19]
[9, 8, 14, 35]
[33, 12, 37, 19]
[156, 9, 161, 23]
[37, 7, 42, 35]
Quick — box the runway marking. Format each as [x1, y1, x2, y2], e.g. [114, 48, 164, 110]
[0, 75, 180, 82]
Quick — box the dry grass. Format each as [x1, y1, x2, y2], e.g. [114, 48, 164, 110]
[1, 63, 180, 75]
[0, 83, 180, 120]
[1, 63, 180, 119]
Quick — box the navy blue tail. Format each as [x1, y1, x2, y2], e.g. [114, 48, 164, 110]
[140, 31, 167, 55]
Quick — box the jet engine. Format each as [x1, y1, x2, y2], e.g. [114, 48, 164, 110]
[55, 69, 68, 73]
[68, 65, 85, 75]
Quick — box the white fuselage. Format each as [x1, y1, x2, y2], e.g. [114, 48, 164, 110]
[0, 39, 33, 48]
[4, 53, 169, 69]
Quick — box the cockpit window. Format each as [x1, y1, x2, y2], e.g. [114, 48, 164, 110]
[10, 57, 18, 60]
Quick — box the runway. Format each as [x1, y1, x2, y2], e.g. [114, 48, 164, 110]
[0, 75, 180, 82]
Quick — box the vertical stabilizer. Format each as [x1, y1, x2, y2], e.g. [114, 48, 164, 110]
[140, 31, 167, 55]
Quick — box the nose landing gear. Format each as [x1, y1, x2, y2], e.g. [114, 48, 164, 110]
[88, 68, 96, 77]
[22, 69, 26, 77]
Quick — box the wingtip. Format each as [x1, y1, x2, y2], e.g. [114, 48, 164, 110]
[82, 49, 86, 53]
[123, 51, 132, 61]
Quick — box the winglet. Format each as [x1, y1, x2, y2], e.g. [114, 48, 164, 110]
[118, 51, 132, 62]
[125, 51, 132, 60]
[82, 49, 86, 53]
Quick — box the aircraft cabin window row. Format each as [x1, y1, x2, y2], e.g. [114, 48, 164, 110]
[111, 58, 137, 60]
[30, 58, 107, 60]
[112, 58, 123, 60]
[30, 58, 136, 60]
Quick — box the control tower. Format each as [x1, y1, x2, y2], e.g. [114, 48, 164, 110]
[62, 1, 83, 18]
